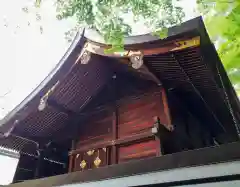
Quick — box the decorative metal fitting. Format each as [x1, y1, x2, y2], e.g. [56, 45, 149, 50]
[87, 150, 95, 156]
[80, 50, 91, 64]
[111, 140, 116, 145]
[94, 156, 101, 167]
[80, 160, 87, 169]
[38, 98, 47, 111]
[130, 54, 144, 69]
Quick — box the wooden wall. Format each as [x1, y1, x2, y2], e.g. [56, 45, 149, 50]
[68, 87, 172, 172]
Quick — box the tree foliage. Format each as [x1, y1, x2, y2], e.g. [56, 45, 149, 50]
[197, 0, 240, 93]
[43, 0, 184, 50]
[21, 0, 240, 93]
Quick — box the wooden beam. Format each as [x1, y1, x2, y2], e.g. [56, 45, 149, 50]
[137, 64, 162, 85]
[84, 37, 200, 58]
[69, 130, 154, 155]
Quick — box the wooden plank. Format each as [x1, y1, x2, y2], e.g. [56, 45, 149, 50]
[84, 37, 200, 58]
[118, 139, 157, 162]
[70, 130, 154, 155]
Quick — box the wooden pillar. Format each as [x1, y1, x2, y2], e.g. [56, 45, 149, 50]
[68, 140, 76, 172]
[153, 116, 162, 157]
[34, 149, 44, 179]
[112, 111, 118, 164]
[161, 88, 172, 126]
[111, 74, 118, 165]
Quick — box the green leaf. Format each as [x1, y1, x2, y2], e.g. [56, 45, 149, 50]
[152, 28, 168, 39]
[35, 0, 42, 8]
[104, 45, 124, 54]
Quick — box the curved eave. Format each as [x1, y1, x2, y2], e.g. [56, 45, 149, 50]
[0, 30, 86, 133]
[0, 17, 203, 133]
[1, 16, 239, 138]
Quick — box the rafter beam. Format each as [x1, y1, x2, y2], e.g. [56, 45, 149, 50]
[83, 37, 200, 58]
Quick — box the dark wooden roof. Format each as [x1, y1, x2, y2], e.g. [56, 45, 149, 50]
[0, 16, 239, 155]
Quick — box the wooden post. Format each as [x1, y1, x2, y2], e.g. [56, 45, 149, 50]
[153, 116, 162, 157]
[112, 111, 117, 164]
[34, 149, 44, 179]
[161, 88, 173, 129]
[111, 74, 118, 165]
[68, 140, 76, 172]
[68, 155, 73, 172]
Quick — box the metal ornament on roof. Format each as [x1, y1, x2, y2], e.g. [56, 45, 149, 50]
[130, 53, 144, 69]
[80, 50, 91, 64]
[38, 98, 47, 111]
[76, 43, 92, 65]
[38, 81, 59, 111]
[87, 149, 95, 156]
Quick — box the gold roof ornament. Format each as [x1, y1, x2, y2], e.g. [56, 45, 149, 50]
[75, 43, 92, 65]
[38, 81, 59, 111]
[80, 160, 87, 169]
[80, 50, 91, 64]
[87, 150, 95, 156]
[94, 157, 101, 167]
[171, 36, 200, 51]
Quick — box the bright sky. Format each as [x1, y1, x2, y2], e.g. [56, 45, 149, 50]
[0, 0, 76, 119]
[0, 0, 197, 184]
[0, 154, 19, 185]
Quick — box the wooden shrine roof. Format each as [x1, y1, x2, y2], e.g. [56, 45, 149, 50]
[0, 16, 239, 155]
